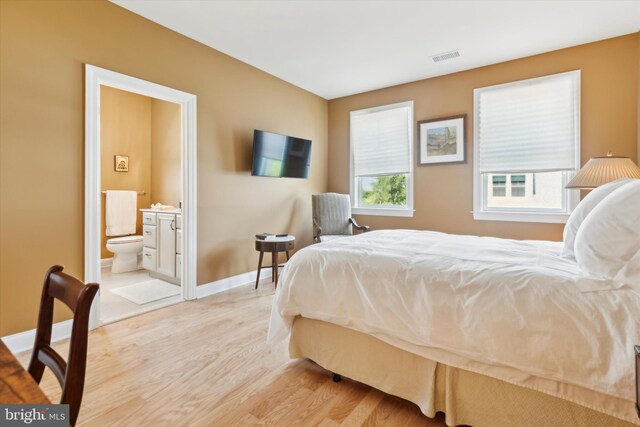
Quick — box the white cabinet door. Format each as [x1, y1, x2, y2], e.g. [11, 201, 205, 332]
[142, 212, 157, 226]
[143, 225, 157, 249]
[176, 254, 182, 280]
[142, 248, 157, 271]
[157, 213, 176, 277]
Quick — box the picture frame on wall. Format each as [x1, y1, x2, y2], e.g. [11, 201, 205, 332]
[417, 114, 466, 165]
[114, 155, 129, 172]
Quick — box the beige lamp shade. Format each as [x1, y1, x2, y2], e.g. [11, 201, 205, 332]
[565, 155, 640, 189]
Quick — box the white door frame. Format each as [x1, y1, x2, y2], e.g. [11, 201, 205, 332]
[84, 64, 197, 328]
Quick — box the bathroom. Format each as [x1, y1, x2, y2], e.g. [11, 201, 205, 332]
[100, 86, 182, 324]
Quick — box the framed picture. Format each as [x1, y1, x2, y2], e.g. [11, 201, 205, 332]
[114, 155, 129, 172]
[417, 114, 466, 165]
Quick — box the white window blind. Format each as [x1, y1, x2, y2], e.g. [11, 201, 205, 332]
[476, 71, 579, 174]
[351, 104, 411, 177]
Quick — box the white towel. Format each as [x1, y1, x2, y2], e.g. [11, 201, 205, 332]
[105, 191, 137, 236]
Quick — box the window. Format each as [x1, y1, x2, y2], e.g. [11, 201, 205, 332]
[492, 175, 506, 197]
[350, 101, 413, 217]
[510, 175, 526, 197]
[473, 71, 580, 223]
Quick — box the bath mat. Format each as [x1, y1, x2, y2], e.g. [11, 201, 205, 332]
[110, 279, 180, 305]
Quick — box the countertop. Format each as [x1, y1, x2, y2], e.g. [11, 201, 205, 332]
[140, 208, 182, 214]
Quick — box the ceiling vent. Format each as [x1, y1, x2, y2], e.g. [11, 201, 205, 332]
[430, 50, 460, 63]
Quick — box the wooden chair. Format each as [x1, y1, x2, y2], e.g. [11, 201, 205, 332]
[28, 265, 99, 426]
[636, 345, 639, 418]
[312, 193, 370, 243]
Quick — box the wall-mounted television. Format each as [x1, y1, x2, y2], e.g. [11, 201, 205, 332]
[251, 130, 312, 179]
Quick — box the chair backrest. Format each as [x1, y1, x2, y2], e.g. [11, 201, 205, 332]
[28, 265, 99, 427]
[312, 193, 353, 236]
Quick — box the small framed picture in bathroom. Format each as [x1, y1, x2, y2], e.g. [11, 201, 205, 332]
[114, 155, 129, 172]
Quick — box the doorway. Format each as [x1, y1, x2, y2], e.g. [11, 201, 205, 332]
[85, 65, 197, 328]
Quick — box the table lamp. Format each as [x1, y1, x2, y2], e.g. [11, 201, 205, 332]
[565, 152, 640, 189]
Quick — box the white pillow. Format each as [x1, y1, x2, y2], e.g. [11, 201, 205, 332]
[574, 179, 640, 287]
[562, 178, 631, 258]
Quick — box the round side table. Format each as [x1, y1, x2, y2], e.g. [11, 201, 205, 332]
[254, 236, 295, 289]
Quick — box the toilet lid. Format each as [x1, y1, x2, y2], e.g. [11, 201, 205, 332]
[108, 235, 143, 244]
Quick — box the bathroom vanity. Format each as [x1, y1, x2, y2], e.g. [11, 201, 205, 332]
[141, 209, 182, 285]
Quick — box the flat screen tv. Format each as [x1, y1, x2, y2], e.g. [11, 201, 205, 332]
[251, 130, 312, 178]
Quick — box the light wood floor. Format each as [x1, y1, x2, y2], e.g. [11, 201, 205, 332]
[18, 280, 447, 426]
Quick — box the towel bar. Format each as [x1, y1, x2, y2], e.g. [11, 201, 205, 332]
[101, 190, 146, 195]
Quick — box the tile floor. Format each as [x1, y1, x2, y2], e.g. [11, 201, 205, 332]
[100, 265, 182, 325]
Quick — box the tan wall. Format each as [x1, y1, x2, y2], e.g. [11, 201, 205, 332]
[150, 99, 181, 207]
[328, 34, 639, 241]
[0, 0, 328, 336]
[100, 87, 152, 259]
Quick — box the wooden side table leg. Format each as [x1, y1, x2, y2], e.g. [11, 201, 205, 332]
[273, 251, 279, 287]
[255, 250, 264, 289]
[286, 250, 290, 261]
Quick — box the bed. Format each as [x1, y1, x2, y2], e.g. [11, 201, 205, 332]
[268, 229, 640, 426]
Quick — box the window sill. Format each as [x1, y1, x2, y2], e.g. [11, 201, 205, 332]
[472, 210, 569, 224]
[352, 207, 414, 217]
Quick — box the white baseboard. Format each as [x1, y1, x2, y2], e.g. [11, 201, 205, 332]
[2, 269, 272, 355]
[101, 258, 113, 268]
[2, 319, 74, 356]
[196, 268, 273, 299]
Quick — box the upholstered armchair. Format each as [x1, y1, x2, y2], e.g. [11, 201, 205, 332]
[312, 193, 370, 243]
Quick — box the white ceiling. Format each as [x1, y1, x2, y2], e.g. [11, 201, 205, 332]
[111, 1, 640, 100]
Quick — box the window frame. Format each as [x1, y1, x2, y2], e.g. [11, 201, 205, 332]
[472, 71, 581, 224]
[349, 101, 414, 217]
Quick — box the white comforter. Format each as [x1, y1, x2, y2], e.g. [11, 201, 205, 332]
[268, 230, 640, 418]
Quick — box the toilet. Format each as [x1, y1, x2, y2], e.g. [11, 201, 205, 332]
[106, 235, 143, 273]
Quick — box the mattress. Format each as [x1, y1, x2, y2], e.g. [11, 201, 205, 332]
[268, 230, 640, 423]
